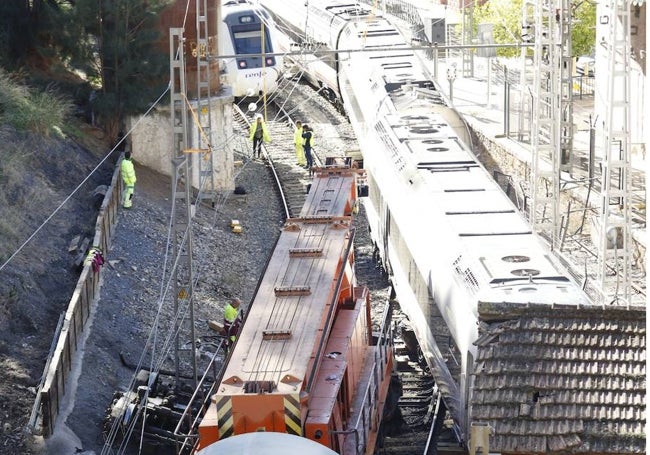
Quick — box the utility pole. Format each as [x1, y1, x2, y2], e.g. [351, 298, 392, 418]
[525, 0, 573, 249]
[461, 0, 474, 77]
[167, 0, 222, 389]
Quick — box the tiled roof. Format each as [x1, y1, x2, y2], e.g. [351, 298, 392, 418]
[472, 301, 646, 454]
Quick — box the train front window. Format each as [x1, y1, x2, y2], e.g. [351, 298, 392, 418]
[232, 27, 272, 55]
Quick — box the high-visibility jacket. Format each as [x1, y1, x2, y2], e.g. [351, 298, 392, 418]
[224, 302, 242, 342]
[224, 303, 239, 324]
[120, 158, 136, 185]
[249, 120, 271, 143]
[293, 126, 303, 147]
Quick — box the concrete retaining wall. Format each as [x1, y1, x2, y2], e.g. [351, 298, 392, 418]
[126, 90, 236, 192]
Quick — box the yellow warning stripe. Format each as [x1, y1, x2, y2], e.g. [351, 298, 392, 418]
[284, 393, 302, 436]
[216, 395, 234, 439]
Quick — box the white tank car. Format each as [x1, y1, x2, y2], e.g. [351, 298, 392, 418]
[263, 0, 591, 445]
[220, 1, 283, 97]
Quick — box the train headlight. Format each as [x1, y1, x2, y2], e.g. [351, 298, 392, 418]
[238, 60, 247, 69]
[248, 102, 257, 112]
[265, 57, 274, 66]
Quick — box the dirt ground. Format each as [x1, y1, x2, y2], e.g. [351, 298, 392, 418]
[0, 108, 288, 455]
[0, 121, 115, 453]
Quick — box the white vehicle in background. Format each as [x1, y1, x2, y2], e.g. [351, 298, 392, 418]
[220, 1, 283, 97]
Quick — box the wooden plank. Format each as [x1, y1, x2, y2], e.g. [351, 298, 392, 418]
[208, 320, 225, 335]
[68, 235, 80, 253]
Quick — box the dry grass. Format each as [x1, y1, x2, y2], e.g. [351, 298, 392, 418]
[0, 70, 77, 261]
[0, 68, 73, 136]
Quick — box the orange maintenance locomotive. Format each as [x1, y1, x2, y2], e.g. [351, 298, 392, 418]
[196, 160, 394, 454]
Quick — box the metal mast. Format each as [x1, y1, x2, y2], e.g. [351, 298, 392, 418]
[461, 0, 474, 77]
[597, 0, 632, 303]
[558, 0, 573, 177]
[195, 0, 216, 205]
[169, 28, 198, 387]
[526, 0, 562, 247]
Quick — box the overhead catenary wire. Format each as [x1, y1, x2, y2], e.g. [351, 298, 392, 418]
[7, 2, 337, 451]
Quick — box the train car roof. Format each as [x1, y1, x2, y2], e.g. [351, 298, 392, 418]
[217, 168, 359, 396]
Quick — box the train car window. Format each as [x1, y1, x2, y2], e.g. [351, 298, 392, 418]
[232, 26, 272, 55]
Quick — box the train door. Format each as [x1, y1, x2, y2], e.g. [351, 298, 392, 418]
[462, 351, 474, 440]
[382, 207, 392, 276]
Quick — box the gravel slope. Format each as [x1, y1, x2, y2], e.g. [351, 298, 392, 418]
[57, 159, 285, 454]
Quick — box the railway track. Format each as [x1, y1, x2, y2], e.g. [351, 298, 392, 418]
[232, 80, 456, 454]
[231, 79, 358, 217]
[232, 104, 313, 218]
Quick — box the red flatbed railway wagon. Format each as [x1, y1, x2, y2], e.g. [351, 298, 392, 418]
[196, 161, 393, 455]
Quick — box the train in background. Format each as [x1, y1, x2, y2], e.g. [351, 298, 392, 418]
[193, 159, 394, 454]
[220, 0, 283, 97]
[260, 0, 341, 107]
[260, 0, 592, 448]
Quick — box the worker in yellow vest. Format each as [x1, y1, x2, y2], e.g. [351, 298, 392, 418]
[249, 114, 271, 159]
[293, 120, 306, 166]
[224, 298, 243, 348]
[120, 152, 137, 208]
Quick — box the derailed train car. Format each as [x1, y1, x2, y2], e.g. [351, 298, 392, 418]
[195, 161, 394, 454]
[259, 0, 592, 447]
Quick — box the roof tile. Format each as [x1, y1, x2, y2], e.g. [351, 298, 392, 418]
[472, 302, 645, 454]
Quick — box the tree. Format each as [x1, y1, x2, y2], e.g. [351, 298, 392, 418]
[571, 1, 597, 56]
[473, 0, 597, 58]
[68, 0, 171, 139]
[0, 0, 172, 140]
[0, 0, 74, 69]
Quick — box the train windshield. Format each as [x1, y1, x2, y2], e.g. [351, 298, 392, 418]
[232, 26, 272, 55]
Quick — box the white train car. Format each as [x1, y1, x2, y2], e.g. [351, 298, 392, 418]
[220, 0, 283, 97]
[263, 0, 591, 445]
[259, 0, 348, 104]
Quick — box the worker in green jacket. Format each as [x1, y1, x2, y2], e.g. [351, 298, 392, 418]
[224, 298, 243, 348]
[120, 151, 137, 208]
